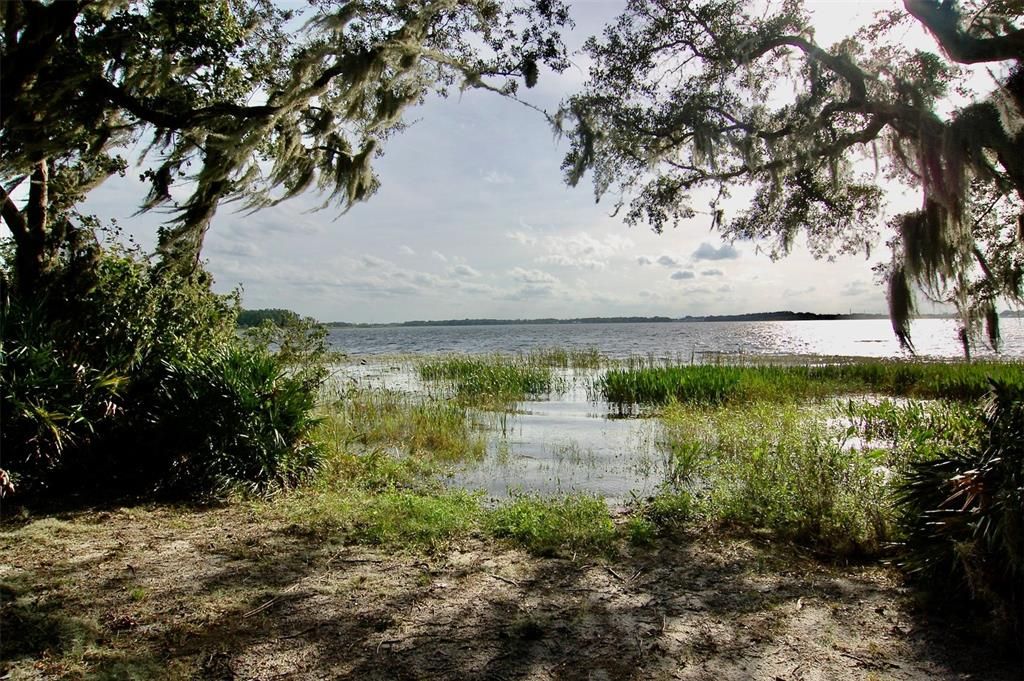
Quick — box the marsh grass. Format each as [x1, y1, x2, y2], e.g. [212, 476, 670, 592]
[321, 387, 486, 463]
[599, 360, 1024, 407]
[418, 355, 556, 404]
[657, 399, 982, 556]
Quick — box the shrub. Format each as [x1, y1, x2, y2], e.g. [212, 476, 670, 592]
[1, 236, 323, 501]
[896, 380, 1024, 639]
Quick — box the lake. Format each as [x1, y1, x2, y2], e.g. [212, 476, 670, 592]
[330, 318, 1024, 503]
[326, 318, 1024, 360]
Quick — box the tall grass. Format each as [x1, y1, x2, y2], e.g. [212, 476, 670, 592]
[599, 360, 1024, 406]
[418, 355, 556, 403]
[658, 399, 981, 556]
[322, 387, 486, 463]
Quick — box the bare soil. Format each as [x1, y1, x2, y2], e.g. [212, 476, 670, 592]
[2, 504, 1020, 680]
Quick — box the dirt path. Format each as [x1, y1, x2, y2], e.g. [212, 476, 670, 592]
[2, 505, 1019, 680]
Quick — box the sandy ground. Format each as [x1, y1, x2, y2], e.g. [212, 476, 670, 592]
[2, 505, 1020, 680]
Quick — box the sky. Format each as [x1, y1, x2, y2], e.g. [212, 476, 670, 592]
[77, 1, 974, 323]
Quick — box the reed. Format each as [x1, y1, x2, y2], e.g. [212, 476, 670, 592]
[598, 360, 1024, 406]
[418, 355, 556, 402]
[320, 387, 486, 463]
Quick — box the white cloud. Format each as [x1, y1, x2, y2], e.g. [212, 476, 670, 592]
[637, 255, 654, 265]
[701, 268, 724, 276]
[482, 169, 514, 185]
[692, 242, 740, 261]
[506, 230, 538, 246]
[451, 264, 481, 278]
[657, 255, 684, 267]
[400, 245, 415, 255]
[431, 250, 448, 263]
[509, 267, 559, 285]
[671, 270, 696, 280]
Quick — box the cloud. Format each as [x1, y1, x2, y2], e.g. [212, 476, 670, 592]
[431, 250, 448, 263]
[482, 169, 514, 185]
[657, 254, 683, 267]
[536, 231, 630, 268]
[509, 267, 559, 285]
[692, 242, 740, 261]
[536, 254, 606, 270]
[505, 230, 538, 246]
[360, 254, 390, 269]
[671, 270, 696, 280]
[206, 238, 261, 258]
[519, 232, 634, 270]
[701, 268, 724, 276]
[784, 285, 816, 296]
[840, 280, 874, 297]
[637, 255, 654, 265]
[500, 284, 555, 300]
[399, 245, 415, 255]
[451, 264, 481, 278]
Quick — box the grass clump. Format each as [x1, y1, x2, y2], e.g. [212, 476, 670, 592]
[323, 388, 486, 463]
[658, 400, 974, 556]
[599, 360, 1024, 407]
[524, 347, 608, 369]
[485, 493, 615, 557]
[418, 355, 555, 403]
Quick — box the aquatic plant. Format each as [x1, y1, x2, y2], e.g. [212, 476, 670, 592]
[418, 355, 556, 403]
[599, 360, 1024, 407]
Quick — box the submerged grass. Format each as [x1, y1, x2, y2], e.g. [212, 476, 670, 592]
[599, 360, 1024, 406]
[322, 387, 486, 463]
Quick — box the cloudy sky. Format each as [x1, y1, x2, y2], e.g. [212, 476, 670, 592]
[80, 1, 966, 323]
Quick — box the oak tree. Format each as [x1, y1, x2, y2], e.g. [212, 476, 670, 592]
[560, 0, 1023, 352]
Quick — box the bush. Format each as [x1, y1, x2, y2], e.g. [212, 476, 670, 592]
[896, 380, 1024, 639]
[1, 235, 324, 501]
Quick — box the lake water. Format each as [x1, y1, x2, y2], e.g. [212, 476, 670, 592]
[327, 318, 1024, 360]
[332, 319, 1024, 503]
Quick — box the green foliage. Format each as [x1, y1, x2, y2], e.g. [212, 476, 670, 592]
[1, 0, 571, 271]
[598, 360, 1024, 407]
[419, 355, 556, 404]
[896, 380, 1024, 636]
[237, 308, 301, 328]
[154, 347, 324, 496]
[1, 239, 324, 501]
[658, 400, 975, 556]
[486, 493, 616, 557]
[324, 388, 487, 463]
[560, 0, 1023, 351]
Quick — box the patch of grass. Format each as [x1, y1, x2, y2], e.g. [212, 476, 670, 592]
[270, 486, 482, 552]
[658, 400, 979, 556]
[418, 355, 556, 403]
[598, 360, 1024, 407]
[524, 347, 608, 369]
[321, 388, 486, 463]
[485, 493, 615, 557]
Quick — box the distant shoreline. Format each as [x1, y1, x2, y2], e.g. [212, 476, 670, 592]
[238, 308, 1023, 329]
[324, 311, 946, 329]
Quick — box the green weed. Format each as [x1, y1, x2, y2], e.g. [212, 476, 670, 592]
[485, 493, 615, 557]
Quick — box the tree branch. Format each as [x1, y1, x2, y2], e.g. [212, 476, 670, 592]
[904, 0, 1024, 64]
[0, 182, 28, 243]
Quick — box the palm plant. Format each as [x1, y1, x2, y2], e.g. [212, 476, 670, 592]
[897, 379, 1024, 639]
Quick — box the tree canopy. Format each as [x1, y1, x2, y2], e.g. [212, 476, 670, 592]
[558, 0, 1023, 352]
[0, 0, 570, 288]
